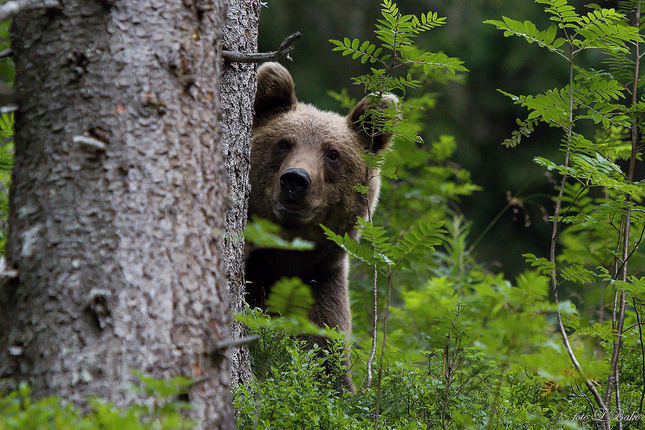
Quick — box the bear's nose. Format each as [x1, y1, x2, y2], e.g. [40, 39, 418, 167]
[280, 168, 311, 202]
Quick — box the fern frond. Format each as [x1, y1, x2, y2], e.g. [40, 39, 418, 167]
[573, 8, 626, 32]
[0, 113, 13, 138]
[330, 38, 384, 65]
[523, 253, 556, 276]
[381, 0, 398, 21]
[498, 88, 570, 128]
[265, 278, 314, 318]
[375, 0, 415, 51]
[535, 151, 644, 194]
[574, 322, 613, 341]
[613, 276, 645, 300]
[483, 18, 567, 59]
[574, 68, 625, 100]
[321, 224, 389, 265]
[0, 145, 12, 172]
[617, 0, 640, 14]
[569, 9, 641, 53]
[0, 137, 12, 175]
[559, 182, 591, 224]
[603, 49, 635, 83]
[570, 71, 630, 126]
[356, 217, 390, 247]
[390, 219, 445, 271]
[499, 78, 629, 130]
[352, 70, 420, 94]
[593, 125, 632, 161]
[400, 46, 467, 75]
[501, 117, 539, 148]
[575, 101, 630, 128]
[411, 11, 446, 33]
[375, 2, 448, 51]
[536, 0, 580, 29]
[560, 264, 596, 285]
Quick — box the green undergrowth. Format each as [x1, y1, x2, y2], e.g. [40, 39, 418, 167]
[234, 1, 645, 429]
[2, 1, 645, 429]
[0, 374, 194, 430]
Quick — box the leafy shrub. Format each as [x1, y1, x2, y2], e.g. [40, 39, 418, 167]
[0, 374, 194, 430]
[237, 1, 645, 429]
[234, 338, 371, 430]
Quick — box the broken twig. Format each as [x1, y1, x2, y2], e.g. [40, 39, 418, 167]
[73, 135, 106, 151]
[223, 32, 302, 63]
[213, 335, 259, 354]
[0, 256, 18, 283]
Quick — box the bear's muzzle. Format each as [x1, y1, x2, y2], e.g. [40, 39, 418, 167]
[279, 167, 311, 204]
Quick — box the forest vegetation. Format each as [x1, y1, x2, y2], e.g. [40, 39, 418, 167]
[3, 0, 645, 429]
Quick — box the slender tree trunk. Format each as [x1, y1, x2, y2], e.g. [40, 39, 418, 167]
[0, 1, 236, 428]
[221, 0, 260, 388]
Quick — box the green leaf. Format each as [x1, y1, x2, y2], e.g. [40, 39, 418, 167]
[523, 253, 555, 276]
[244, 216, 314, 251]
[571, 8, 642, 53]
[483, 17, 568, 59]
[560, 264, 596, 285]
[536, 0, 580, 28]
[321, 223, 388, 265]
[265, 277, 314, 318]
[390, 219, 445, 270]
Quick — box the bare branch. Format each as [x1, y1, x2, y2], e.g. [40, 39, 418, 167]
[614, 220, 645, 276]
[604, 7, 641, 427]
[622, 321, 645, 334]
[213, 335, 259, 353]
[73, 135, 106, 151]
[7, 346, 22, 357]
[365, 262, 378, 388]
[0, 48, 11, 59]
[549, 40, 610, 429]
[0, 256, 18, 283]
[635, 299, 645, 428]
[364, 128, 379, 390]
[223, 31, 302, 63]
[0, 0, 59, 22]
[374, 271, 393, 429]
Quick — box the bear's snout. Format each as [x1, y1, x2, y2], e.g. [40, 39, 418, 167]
[279, 168, 311, 204]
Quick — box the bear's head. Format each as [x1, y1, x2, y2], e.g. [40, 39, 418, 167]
[249, 62, 397, 245]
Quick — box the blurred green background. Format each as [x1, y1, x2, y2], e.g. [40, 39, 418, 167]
[258, 0, 611, 277]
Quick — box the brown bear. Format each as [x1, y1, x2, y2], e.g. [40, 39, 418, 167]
[245, 62, 396, 391]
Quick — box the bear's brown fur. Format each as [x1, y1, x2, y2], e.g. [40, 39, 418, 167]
[245, 62, 396, 391]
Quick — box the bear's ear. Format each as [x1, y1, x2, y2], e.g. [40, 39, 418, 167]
[347, 93, 399, 153]
[254, 62, 297, 124]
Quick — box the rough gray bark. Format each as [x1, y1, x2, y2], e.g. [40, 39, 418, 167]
[221, 0, 260, 387]
[0, 1, 234, 428]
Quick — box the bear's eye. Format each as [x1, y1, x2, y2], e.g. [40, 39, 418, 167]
[277, 139, 290, 150]
[327, 150, 341, 162]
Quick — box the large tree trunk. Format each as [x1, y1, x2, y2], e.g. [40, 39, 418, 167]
[0, 1, 235, 428]
[221, 0, 260, 388]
